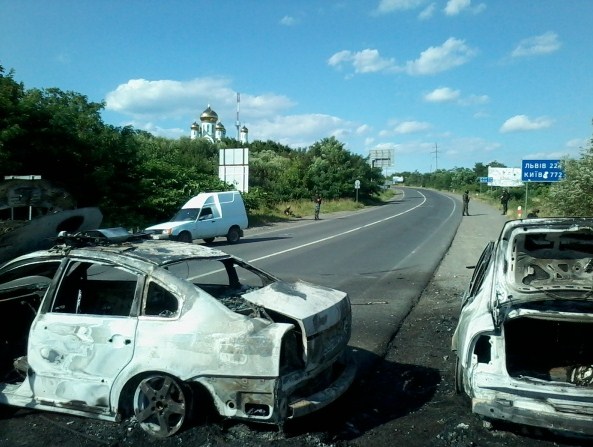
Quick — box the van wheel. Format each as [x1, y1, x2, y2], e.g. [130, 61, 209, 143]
[177, 232, 193, 243]
[203, 237, 215, 244]
[226, 227, 240, 244]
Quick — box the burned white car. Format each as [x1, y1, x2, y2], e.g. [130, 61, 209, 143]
[452, 218, 593, 436]
[0, 230, 355, 437]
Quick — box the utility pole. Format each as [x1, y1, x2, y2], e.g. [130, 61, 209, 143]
[432, 143, 439, 172]
[235, 92, 241, 141]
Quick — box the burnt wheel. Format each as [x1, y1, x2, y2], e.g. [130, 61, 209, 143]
[176, 232, 193, 243]
[226, 227, 240, 244]
[133, 375, 190, 438]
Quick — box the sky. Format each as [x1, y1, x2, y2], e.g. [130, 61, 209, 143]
[1, 0, 592, 174]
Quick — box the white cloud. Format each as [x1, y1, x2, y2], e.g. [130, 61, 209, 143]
[511, 32, 561, 57]
[394, 120, 431, 134]
[280, 15, 297, 26]
[419, 3, 436, 20]
[356, 124, 372, 135]
[249, 113, 357, 148]
[459, 94, 489, 106]
[328, 49, 396, 73]
[404, 37, 477, 75]
[105, 78, 294, 122]
[444, 0, 486, 15]
[444, 0, 470, 15]
[500, 115, 554, 133]
[329, 38, 475, 77]
[374, 0, 427, 14]
[424, 87, 460, 102]
[565, 138, 588, 150]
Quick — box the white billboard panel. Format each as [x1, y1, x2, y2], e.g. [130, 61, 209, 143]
[219, 148, 249, 192]
[487, 167, 523, 187]
[369, 149, 394, 168]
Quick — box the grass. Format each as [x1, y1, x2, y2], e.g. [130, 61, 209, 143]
[247, 189, 397, 227]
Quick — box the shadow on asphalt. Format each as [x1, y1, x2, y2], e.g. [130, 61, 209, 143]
[280, 349, 440, 442]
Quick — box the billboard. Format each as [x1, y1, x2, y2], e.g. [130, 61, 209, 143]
[219, 148, 249, 192]
[487, 167, 523, 187]
[369, 148, 394, 168]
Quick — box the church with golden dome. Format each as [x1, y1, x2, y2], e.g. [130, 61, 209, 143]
[190, 105, 248, 144]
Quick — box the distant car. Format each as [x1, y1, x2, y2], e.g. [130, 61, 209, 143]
[452, 218, 593, 436]
[0, 230, 355, 437]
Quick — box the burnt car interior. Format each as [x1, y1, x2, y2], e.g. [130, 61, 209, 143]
[51, 261, 138, 316]
[513, 231, 593, 289]
[0, 262, 60, 383]
[167, 258, 275, 317]
[502, 229, 593, 387]
[504, 318, 593, 386]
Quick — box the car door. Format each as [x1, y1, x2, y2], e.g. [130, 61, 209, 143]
[195, 205, 222, 238]
[27, 259, 140, 410]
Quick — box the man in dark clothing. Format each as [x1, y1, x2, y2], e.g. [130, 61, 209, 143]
[462, 190, 470, 216]
[500, 189, 510, 215]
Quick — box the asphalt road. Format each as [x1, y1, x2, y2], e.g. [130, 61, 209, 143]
[222, 187, 461, 374]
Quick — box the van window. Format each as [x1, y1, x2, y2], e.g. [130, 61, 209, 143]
[199, 207, 219, 220]
[218, 192, 235, 203]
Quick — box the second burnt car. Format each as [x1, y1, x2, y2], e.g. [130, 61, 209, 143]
[452, 217, 593, 436]
[0, 230, 355, 437]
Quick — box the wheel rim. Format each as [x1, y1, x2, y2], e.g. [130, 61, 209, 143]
[133, 375, 187, 438]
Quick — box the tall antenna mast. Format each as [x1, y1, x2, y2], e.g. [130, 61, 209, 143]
[236, 92, 241, 141]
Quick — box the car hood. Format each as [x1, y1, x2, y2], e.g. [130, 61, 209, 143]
[145, 221, 187, 232]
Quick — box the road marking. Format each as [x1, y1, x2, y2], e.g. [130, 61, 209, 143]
[249, 190, 428, 263]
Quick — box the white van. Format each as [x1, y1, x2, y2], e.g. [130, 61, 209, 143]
[145, 191, 248, 244]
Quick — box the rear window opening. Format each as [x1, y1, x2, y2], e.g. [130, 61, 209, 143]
[505, 317, 593, 386]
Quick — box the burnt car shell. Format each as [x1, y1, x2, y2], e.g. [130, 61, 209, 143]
[452, 217, 593, 436]
[0, 235, 355, 437]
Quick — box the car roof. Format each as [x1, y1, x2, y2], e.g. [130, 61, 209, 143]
[7, 237, 234, 269]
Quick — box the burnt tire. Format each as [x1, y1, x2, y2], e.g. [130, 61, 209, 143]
[133, 374, 191, 438]
[176, 232, 193, 243]
[226, 227, 240, 244]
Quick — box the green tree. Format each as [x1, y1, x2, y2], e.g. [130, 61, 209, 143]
[548, 137, 593, 216]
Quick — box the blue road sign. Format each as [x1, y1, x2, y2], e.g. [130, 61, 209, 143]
[521, 159, 564, 182]
[479, 177, 493, 183]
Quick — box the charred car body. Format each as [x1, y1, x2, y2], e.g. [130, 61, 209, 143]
[452, 218, 593, 436]
[0, 231, 355, 437]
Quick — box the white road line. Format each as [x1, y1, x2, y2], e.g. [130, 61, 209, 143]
[248, 190, 428, 263]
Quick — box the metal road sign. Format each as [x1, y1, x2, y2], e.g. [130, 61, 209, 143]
[479, 177, 493, 183]
[521, 159, 565, 182]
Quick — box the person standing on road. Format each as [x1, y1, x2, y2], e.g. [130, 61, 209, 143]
[500, 189, 510, 215]
[314, 195, 322, 220]
[462, 190, 470, 216]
